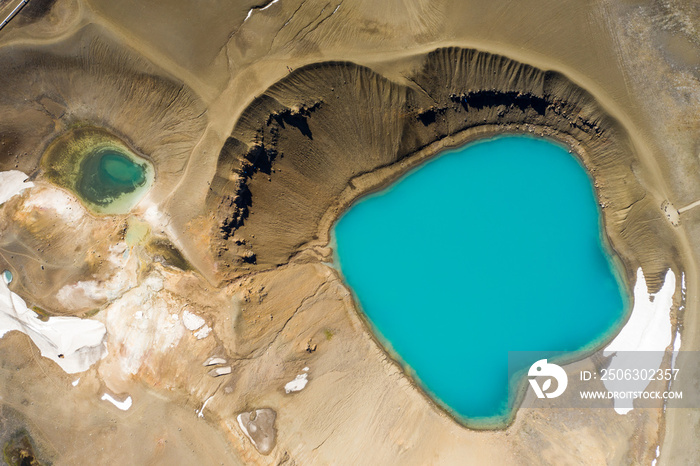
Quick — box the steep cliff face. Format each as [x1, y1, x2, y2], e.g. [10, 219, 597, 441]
[207, 47, 675, 290]
[208, 61, 413, 275]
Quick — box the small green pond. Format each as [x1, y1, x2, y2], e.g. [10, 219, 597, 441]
[41, 127, 154, 214]
[77, 150, 148, 207]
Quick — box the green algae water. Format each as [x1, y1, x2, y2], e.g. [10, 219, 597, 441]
[77, 150, 148, 207]
[41, 127, 154, 214]
[333, 135, 627, 426]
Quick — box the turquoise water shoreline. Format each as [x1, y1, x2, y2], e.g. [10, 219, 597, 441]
[332, 135, 629, 428]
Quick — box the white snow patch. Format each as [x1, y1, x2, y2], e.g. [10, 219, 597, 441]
[101, 393, 132, 411]
[652, 445, 660, 466]
[182, 310, 205, 331]
[243, 0, 279, 23]
[237, 413, 253, 444]
[208, 366, 231, 377]
[671, 328, 682, 370]
[194, 324, 211, 340]
[56, 242, 138, 307]
[0, 171, 33, 205]
[605, 268, 675, 353]
[681, 272, 686, 297]
[181, 310, 210, 339]
[204, 356, 227, 366]
[603, 268, 675, 414]
[671, 271, 685, 370]
[104, 272, 184, 376]
[21, 186, 84, 225]
[197, 395, 214, 418]
[261, 0, 279, 10]
[0, 278, 106, 374]
[141, 203, 170, 233]
[71, 378, 80, 387]
[284, 373, 308, 393]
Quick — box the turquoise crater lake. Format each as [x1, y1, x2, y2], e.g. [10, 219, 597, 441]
[77, 150, 149, 207]
[333, 135, 627, 426]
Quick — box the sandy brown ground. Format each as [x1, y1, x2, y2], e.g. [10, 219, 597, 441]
[0, 0, 698, 464]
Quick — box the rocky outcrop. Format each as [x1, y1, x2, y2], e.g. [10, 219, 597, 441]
[237, 408, 277, 455]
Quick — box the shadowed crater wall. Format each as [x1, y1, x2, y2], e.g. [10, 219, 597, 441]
[208, 47, 677, 291]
